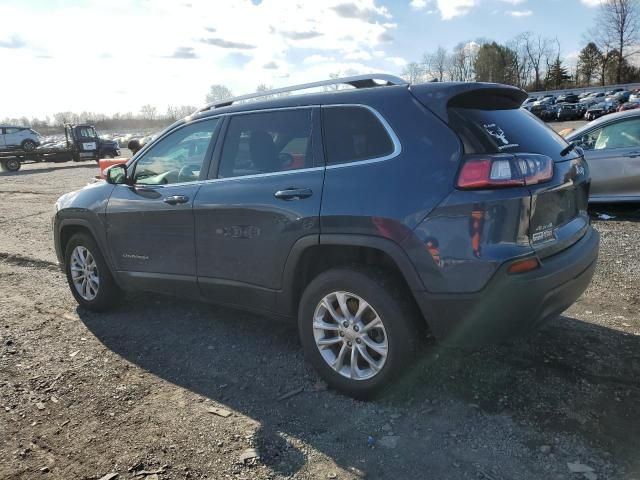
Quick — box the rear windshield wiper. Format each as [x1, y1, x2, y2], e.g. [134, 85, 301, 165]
[560, 142, 576, 157]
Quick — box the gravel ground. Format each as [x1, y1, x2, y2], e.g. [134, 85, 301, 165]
[1, 160, 639, 480]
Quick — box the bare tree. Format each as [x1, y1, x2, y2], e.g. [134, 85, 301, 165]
[206, 84, 233, 103]
[401, 62, 424, 83]
[447, 42, 477, 82]
[523, 32, 552, 90]
[166, 105, 197, 120]
[423, 46, 448, 81]
[140, 104, 157, 121]
[596, 0, 640, 83]
[509, 33, 533, 88]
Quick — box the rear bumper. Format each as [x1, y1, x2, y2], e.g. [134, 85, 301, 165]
[414, 226, 599, 346]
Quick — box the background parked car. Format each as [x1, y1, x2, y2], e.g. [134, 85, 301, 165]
[556, 103, 580, 120]
[522, 97, 537, 110]
[556, 93, 579, 103]
[585, 100, 619, 121]
[567, 109, 640, 203]
[0, 125, 42, 151]
[617, 100, 640, 112]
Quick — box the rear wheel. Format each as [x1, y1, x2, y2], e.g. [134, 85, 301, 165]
[64, 233, 122, 311]
[298, 267, 420, 399]
[0, 158, 21, 172]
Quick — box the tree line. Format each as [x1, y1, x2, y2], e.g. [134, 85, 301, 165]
[402, 0, 640, 91]
[1, 105, 197, 135]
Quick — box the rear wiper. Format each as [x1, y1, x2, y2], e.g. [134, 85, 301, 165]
[560, 142, 576, 157]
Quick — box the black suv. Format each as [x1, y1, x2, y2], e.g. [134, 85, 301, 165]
[53, 74, 599, 398]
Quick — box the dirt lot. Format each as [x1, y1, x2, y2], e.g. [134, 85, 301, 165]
[1, 160, 639, 480]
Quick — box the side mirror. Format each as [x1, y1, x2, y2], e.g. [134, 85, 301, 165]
[106, 164, 127, 185]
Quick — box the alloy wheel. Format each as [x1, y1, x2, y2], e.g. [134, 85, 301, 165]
[70, 246, 100, 301]
[313, 291, 388, 380]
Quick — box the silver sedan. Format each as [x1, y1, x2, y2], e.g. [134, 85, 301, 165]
[566, 109, 640, 203]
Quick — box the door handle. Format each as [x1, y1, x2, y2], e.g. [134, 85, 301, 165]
[274, 188, 313, 200]
[163, 195, 189, 205]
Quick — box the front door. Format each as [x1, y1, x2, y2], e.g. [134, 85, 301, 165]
[577, 116, 640, 200]
[106, 117, 221, 296]
[194, 108, 324, 312]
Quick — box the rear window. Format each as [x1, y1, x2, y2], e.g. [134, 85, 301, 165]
[322, 106, 394, 165]
[448, 107, 569, 158]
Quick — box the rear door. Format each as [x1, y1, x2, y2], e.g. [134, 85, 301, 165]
[572, 116, 640, 200]
[193, 107, 324, 312]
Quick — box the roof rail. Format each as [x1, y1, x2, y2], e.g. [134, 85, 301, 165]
[197, 73, 408, 112]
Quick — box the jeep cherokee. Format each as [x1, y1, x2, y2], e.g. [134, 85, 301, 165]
[53, 74, 599, 398]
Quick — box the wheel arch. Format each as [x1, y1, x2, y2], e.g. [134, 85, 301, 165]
[57, 219, 120, 285]
[279, 234, 425, 316]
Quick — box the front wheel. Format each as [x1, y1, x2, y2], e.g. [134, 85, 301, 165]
[298, 268, 420, 399]
[64, 233, 122, 311]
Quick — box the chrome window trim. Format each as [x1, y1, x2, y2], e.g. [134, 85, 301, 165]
[322, 104, 402, 170]
[202, 166, 325, 185]
[129, 103, 401, 186]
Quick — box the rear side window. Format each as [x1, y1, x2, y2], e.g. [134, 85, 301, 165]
[322, 106, 394, 165]
[217, 109, 313, 178]
[448, 107, 569, 158]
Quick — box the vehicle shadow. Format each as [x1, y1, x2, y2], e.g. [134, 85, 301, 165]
[77, 295, 640, 478]
[0, 162, 96, 177]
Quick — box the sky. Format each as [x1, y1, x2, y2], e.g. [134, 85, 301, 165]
[0, 0, 603, 118]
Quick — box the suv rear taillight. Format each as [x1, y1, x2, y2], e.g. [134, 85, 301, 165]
[457, 154, 554, 190]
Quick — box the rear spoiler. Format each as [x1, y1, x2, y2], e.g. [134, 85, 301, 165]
[409, 82, 528, 123]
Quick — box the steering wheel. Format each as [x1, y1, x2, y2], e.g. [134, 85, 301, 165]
[178, 165, 197, 183]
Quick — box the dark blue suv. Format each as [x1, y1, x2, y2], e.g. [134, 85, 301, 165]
[53, 75, 599, 398]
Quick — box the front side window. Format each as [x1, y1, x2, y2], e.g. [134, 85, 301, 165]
[5, 127, 20, 134]
[577, 118, 640, 151]
[322, 106, 394, 165]
[217, 109, 313, 178]
[133, 118, 219, 185]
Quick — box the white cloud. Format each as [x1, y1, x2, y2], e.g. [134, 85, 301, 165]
[435, 0, 478, 20]
[0, 0, 399, 117]
[385, 56, 408, 66]
[344, 50, 373, 60]
[580, 0, 601, 6]
[507, 9, 533, 16]
[303, 54, 334, 64]
[409, 0, 428, 9]
[499, 0, 526, 4]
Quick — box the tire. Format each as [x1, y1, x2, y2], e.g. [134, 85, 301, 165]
[64, 233, 122, 312]
[22, 139, 37, 151]
[298, 267, 420, 399]
[1, 158, 21, 172]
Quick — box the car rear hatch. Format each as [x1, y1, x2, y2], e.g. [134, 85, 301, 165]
[410, 83, 591, 259]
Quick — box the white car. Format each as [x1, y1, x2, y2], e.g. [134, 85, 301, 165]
[0, 125, 42, 151]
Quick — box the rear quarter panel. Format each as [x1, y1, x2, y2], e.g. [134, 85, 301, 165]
[319, 90, 463, 243]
